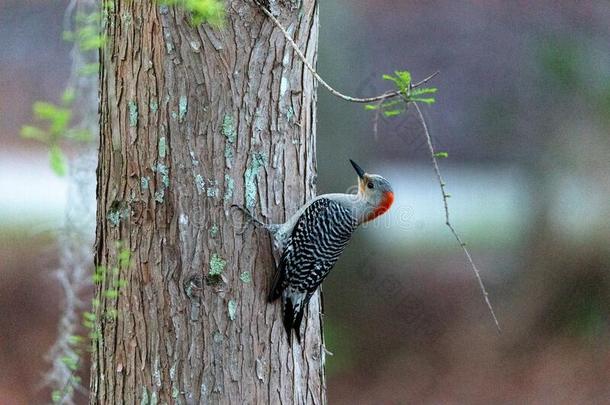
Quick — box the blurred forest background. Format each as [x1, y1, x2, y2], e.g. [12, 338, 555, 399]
[1, 0, 609, 404]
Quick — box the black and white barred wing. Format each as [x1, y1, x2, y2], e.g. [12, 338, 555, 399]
[269, 198, 358, 300]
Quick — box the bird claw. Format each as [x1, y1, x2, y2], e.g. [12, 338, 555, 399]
[230, 204, 266, 234]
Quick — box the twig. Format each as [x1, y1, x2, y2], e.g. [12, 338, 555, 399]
[255, 0, 438, 103]
[371, 98, 385, 140]
[230, 204, 267, 234]
[255, 0, 500, 332]
[411, 102, 501, 333]
[411, 71, 440, 89]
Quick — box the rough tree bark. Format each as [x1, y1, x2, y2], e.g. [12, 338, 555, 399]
[91, 1, 324, 404]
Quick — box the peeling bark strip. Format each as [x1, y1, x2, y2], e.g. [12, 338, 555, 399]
[92, 1, 324, 404]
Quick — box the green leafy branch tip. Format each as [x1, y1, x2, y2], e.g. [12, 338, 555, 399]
[21, 92, 93, 176]
[63, 11, 106, 51]
[365, 70, 438, 115]
[51, 244, 132, 404]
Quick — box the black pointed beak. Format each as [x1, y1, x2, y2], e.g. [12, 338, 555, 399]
[349, 159, 366, 179]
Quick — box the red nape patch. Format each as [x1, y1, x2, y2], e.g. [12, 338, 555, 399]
[366, 191, 394, 222]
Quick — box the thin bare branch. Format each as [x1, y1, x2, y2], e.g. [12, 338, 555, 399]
[256, 1, 437, 103]
[411, 70, 440, 88]
[411, 102, 501, 333]
[371, 98, 385, 140]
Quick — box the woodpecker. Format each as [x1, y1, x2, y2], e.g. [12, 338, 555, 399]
[266, 160, 394, 343]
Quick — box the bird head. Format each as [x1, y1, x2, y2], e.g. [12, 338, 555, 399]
[350, 159, 394, 222]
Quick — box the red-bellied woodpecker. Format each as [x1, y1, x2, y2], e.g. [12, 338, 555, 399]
[266, 160, 394, 343]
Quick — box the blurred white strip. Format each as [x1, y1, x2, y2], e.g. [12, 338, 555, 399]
[364, 163, 531, 248]
[0, 151, 68, 229]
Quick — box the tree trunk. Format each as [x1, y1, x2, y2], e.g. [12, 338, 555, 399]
[91, 1, 324, 404]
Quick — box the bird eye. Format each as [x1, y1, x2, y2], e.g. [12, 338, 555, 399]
[367, 182, 374, 189]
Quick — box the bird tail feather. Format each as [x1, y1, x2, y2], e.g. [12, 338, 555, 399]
[282, 291, 308, 344]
